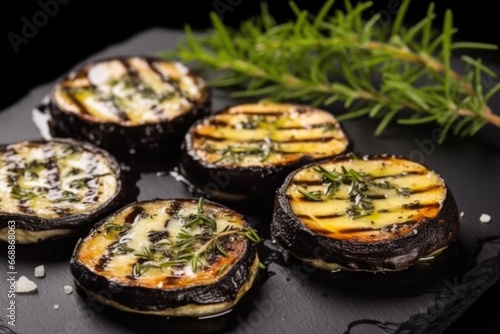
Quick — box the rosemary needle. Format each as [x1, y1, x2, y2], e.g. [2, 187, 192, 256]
[130, 197, 260, 277]
[166, 0, 500, 143]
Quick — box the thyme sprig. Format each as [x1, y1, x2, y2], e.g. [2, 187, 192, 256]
[165, 0, 500, 143]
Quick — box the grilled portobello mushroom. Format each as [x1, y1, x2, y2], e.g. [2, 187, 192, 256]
[0, 139, 124, 244]
[70, 198, 260, 317]
[180, 102, 350, 200]
[49, 56, 210, 154]
[271, 154, 459, 272]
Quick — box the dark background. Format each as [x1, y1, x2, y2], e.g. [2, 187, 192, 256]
[2, 0, 499, 332]
[3, 0, 500, 111]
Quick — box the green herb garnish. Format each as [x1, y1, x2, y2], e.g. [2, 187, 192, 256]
[130, 197, 261, 276]
[166, 0, 500, 143]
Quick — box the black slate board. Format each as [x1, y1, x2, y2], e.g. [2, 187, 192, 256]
[1, 29, 500, 334]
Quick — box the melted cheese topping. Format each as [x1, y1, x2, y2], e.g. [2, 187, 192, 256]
[191, 102, 349, 167]
[286, 156, 447, 242]
[52, 57, 207, 126]
[0, 141, 118, 219]
[76, 199, 252, 289]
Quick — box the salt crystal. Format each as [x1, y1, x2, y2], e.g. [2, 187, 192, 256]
[480, 214, 491, 224]
[16, 276, 37, 293]
[35, 265, 45, 278]
[54, 304, 59, 310]
[64, 285, 73, 295]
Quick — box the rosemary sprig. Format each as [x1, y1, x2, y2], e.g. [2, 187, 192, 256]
[165, 0, 500, 143]
[209, 136, 274, 163]
[303, 163, 414, 219]
[130, 197, 261, 277]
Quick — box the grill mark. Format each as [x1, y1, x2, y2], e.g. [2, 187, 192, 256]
[96, 207, 144, 271]
[198, 147, 317, 159]
[298, 213, 345, 219]
[165, 201, 182, 218]
[229, 111, 289, 116]
[278, 136, 340, 143]
[197, 146, 300, 157]
[402, 202, 440, 210]
[43, 143, 62, 206]
[149, 103, 166, 120]
[80, 66, 129, 122]
[2, 149, 19, 199]
[371, 171, 427, 179]
[194, 132, 341, 144]
[65, 92, 92, 116]
[407, 185, 442, 194]
[82, 154, 100, 205]
[148, 230, 169, 243]
[147, 59, 191, 103]
[18, 199, 34, 214]
[296, 202, 440, 220]
[289, 194, 388, 202]
[277, 123, 338, 130]
[206, 118, 338, 131]
[336, 227, 384, 233]
[292, 185, 441, 198]
[95, 233, 129, 272]
[95, 253, 112, 272]
[206, 119, 229, 127]
[292, 170, 430, 186]
[194, 133, 233, 142]
[125, 206, 146, 224]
